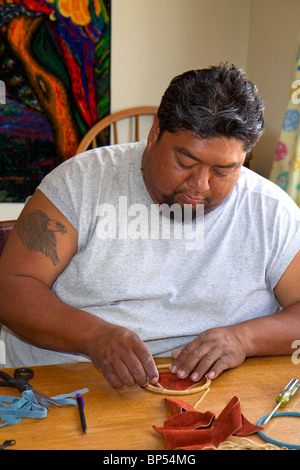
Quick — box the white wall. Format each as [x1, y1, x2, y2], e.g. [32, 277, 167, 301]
[0, 203, 24, 221]
[111, 0, 251, 110]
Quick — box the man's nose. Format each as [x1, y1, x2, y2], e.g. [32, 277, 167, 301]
[187, 167, 210, 192]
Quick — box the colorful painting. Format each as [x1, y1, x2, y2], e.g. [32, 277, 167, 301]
[0, 0, 110, 202]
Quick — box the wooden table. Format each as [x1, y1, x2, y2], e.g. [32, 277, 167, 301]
[0, 356, 300, 450]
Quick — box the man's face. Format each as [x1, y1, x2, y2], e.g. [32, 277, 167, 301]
[141, 116, 247, 213]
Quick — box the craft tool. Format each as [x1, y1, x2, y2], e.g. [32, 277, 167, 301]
[0, 368, 61, 409]
[76, 393, 87, 433]
[263, 378, 300, 425]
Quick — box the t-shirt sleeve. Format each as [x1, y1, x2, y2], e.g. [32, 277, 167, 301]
[37, 151, 110, 252]
[37, 157, 82, 231]
[266, 197, 300, 291]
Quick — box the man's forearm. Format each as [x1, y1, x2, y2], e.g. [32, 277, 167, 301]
[233, 302, 300, 358]
[0, 274, 159, 389]
[0, 274, 103, 357]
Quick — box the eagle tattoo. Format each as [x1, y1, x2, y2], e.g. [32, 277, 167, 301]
[17, 210, 67, 266]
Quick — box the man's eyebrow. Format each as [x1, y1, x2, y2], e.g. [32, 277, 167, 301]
[176, 147, 240, 168]
[215, 162, 240, 169]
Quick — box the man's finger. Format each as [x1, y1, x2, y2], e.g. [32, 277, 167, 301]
[171, 349, 182, 360]
[103, 366, 126, 389]
[189, 347, 223, 382]
[123, 354, 152, 387]
[170, 341, 209, 378]
[135, 347, 159, 385]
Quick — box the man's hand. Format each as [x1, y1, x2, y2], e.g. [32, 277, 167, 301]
[169, 326, 247, 382]
[87, 323, 159, 389]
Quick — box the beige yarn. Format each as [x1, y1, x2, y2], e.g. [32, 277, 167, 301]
[203, 437, 289, 450]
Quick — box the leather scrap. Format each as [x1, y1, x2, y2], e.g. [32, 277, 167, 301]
[153, 396, 262, 450]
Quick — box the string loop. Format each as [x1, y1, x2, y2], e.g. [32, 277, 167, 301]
[146, 363, 211, 398]
[257, 411, 300, 450]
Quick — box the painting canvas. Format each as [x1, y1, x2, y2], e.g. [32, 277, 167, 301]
[0, 0, 110, 202]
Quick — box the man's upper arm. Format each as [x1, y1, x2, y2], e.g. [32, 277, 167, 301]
[0, 189, 78, 288]
[274, 250, 300, 307]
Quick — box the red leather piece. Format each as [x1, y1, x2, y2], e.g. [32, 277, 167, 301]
[157, 371, 202, 391]
[153, 396, 262, 450]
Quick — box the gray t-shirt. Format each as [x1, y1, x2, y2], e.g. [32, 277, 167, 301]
[2, 140, 300, 368]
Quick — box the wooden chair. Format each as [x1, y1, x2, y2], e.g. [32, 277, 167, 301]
[0, 220, 16, 257]
[76, 106, 158, 155]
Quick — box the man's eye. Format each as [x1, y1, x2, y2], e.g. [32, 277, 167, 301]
[178, 161, 193, 169]
[177, 156, 195, 169]
[215, 170, 232, 177]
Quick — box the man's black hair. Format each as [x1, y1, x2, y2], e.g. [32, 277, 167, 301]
[157, 63, 265, 152]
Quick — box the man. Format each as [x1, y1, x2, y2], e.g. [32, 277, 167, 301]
[0, 64, 300, 390]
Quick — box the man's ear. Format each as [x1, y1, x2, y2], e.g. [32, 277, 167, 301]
[147, 114, 160, 148]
